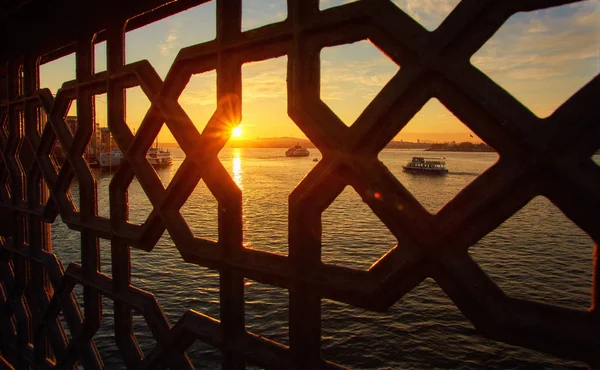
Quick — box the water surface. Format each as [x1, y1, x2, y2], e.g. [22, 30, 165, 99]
[52, 148, 596, 369]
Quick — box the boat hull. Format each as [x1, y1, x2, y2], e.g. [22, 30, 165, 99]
[402, 166, 448, 175]
[148, 157, 173, 168]
[99, 152, 123, 169]
[285, 152, 309, 157]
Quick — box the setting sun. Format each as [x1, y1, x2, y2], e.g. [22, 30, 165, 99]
[232, 126, 242, 138]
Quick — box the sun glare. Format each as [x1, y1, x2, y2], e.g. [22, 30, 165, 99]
[232, 126, 242, 138]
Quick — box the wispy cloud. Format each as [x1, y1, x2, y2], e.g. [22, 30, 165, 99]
[470, 1, 599, 116]
[320, 47, 399, 123]
[392, 0, 460, 30]
[320, 0, 459, 29]
[243, 58, 287, 102]
[178, 72, 217, 108]
[159, 24, 180, 57]
[472, 2, 600, 81]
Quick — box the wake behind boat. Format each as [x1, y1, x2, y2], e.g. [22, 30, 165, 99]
[285, 143, 310, 157]
[402, 156, 448, 175]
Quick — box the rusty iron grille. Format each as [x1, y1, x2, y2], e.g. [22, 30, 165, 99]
[0, 0, 599, 368]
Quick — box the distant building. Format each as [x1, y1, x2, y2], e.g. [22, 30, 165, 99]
[51, 116, 102, 164]
[99, 127, 117, 152]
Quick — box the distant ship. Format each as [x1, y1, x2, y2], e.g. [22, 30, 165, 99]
[402, 157, 448, 175]
[285, 143, 310, 157]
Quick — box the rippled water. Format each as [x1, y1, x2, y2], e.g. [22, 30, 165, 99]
[52, 149, 597, 369]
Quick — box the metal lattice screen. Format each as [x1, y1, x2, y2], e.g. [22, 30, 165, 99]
[0, 0, 599, 368]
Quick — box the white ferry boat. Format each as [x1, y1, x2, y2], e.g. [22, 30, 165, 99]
[99, 147, 173, 169]
[285, 143, 310, 157]
[98, 149, 123, 169]
[402, 157, 448, 175]
[147, 147, 173, 168]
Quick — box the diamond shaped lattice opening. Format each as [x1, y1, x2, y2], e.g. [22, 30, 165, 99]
[320, 41, 399, 126]
[178, 71, 217, 135]
[245, 278, 289, 345]
[126, 177, 155, 226]
[391, 0, 460, 31]
[471, 1, 600, 118]
[238, 56, 320, 254]
[381, 98, 497, 214]
[148, 126, 180, 188]
[321, 186, 397, 270]
[242, 0, 287, 31]
[126, 1, 216, 78]
[470, 196, 594, 310]
[319, 0, 460, 31]
[179, 180, 219, 242]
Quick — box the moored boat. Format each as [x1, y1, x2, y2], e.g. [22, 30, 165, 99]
[402, 157, 448, 175]
[98, 149, 123, 169]
[147, 147, 173, 168]
[98, 147, 173, 169]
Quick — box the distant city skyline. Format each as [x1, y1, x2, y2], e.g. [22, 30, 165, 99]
[39, 0, 599, 145]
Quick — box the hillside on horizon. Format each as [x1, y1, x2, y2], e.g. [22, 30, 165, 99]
[159, 137, 433, 149]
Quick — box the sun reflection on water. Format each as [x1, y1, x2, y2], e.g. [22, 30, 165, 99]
[232, 148, 243, 189]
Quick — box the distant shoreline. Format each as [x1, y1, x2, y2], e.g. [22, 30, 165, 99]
[426, 142, 495, 152]
[159, 138, 496, 152]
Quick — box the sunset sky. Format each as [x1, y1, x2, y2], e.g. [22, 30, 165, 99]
[39, 0, 599, 144]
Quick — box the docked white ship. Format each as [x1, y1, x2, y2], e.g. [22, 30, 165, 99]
[285, 143, 310, 157]
[98, 147, 173, 169]
[147, 147, 173, 168]
[98, 149, 123, 169]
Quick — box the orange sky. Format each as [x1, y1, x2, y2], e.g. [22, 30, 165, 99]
[39, 0, 599, 145]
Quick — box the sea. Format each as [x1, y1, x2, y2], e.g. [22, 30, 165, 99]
[51, 148, 597, 369]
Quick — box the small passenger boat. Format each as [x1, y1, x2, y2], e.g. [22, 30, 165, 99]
[402, 157, 448, 175]
[147, 147, 173, 168]
[285, 143, 310, 157]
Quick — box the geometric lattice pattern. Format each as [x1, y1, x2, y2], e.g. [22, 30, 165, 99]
[1, 0, 599, 368]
